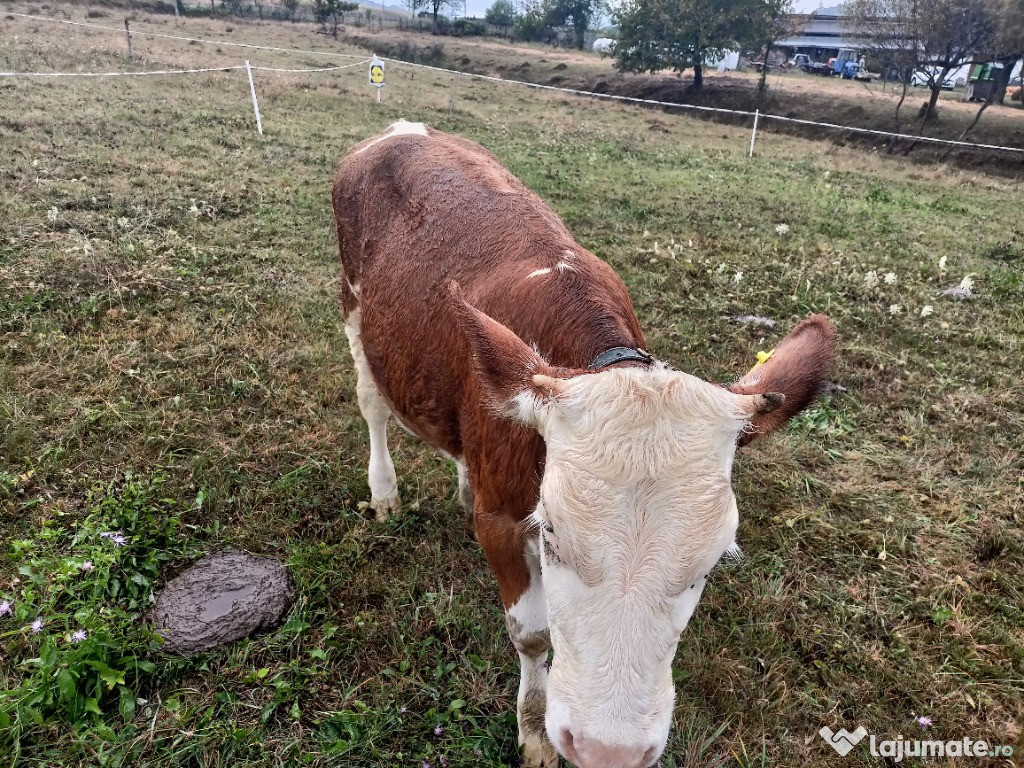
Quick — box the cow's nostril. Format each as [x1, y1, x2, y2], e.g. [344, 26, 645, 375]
[641, 745, 658, 767]
[561, 729, 580, 764]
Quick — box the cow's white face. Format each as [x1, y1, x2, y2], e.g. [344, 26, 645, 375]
[517, 367, 768, 768]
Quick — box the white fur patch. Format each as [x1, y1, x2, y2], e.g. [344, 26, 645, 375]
[555, 250, 577, 273]
[527, 267, 553, 279]
[353, 120, 428, 154]
[529, 366, 747, 762]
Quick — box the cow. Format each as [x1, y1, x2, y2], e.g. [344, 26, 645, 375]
[332, 120, 836, 768]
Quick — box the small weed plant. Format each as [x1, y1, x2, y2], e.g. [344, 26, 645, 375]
[0, 476, 199, 756]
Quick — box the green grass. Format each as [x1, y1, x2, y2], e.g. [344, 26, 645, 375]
[2, 7, 1023, 767]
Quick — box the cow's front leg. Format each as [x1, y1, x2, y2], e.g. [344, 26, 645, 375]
[478, 514, 558, 767]
[507, 554, 558, 767]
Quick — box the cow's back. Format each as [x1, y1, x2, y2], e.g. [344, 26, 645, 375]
[332, 122, 644, 465]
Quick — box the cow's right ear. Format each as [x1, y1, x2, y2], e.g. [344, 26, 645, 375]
[446, 282, 562, 427]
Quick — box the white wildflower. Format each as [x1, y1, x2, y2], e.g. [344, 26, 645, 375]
[864, 270, 879, 288]
[938, 255, 947, 271]
[775, 223, 790, 235]
[889, 304, 902, 315]
[47, 206, 59, 224]
[117, 217, 130, 229]
[920, 305, 934, 317]
[959, 275, 974, 294]
[733, 271, 744, 285]
[884, 272, 897, 285]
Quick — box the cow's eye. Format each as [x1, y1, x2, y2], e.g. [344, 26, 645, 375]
[541, 522, 564, 563]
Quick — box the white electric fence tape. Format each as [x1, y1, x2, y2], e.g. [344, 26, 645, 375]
[5, 11, 1023, 155]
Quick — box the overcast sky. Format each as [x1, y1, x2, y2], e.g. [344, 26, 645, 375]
[454, 0, 827, 20]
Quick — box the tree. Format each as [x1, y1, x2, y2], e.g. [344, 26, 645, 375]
[427, 0, 458, 29]
[847, 0, 995, 133]
[734, 0, 795, 92]
[314, 0, 359, 37]
[405, 0, 428, 19]
[282, 0, 301, 20]
[985, 0, 1024, 102]
[613, 0, 741, 90]
[485, 0, 518, 31]
[514, 0, 554, 42]
[546, 0, 602, 49]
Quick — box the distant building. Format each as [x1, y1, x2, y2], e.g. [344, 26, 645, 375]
[775, 5, 865, 62]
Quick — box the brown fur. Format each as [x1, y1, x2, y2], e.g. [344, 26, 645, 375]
[333, 126, 646, 609]
[729, 314, 837, 446]
[332, 124, 834, 609]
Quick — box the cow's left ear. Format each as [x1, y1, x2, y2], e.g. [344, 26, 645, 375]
[727, 314, 836, 446]
[446, 281, 565, 428]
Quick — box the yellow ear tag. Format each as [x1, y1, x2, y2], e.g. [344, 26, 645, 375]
[751, 348, 775, 371]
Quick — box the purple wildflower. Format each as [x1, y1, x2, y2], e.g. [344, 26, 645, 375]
[0, 600, 12, 617]
[439, 755, 448, 767]
[474, 748, 483, 758]
[400, 706, 407, 714]
[80, 561, 94, 571]
[100, 531, 128, 546]
[31, 618, 43, 634]
[916, 715, 932, 730]
[434, 725, 443, 736]
[422, 762, 430, 768]
[72, 629, 87, 643]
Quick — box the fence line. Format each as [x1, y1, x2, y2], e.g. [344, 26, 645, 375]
[250, 60, 369, 73]
[0, 65, 245, 78]
[0, 60, 371, 78]
[389, 58, 1024, 155]
[8, 11, 366, 60]
[7, 11, 1024, 155]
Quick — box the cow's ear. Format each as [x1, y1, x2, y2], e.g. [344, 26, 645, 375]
[727, 314, 836, 446]
[447, 282, 561, 427]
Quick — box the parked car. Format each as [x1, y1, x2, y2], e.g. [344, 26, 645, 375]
[911, 68, 956, 89]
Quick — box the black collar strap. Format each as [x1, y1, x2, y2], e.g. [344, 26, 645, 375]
[588, 346, 655, 370]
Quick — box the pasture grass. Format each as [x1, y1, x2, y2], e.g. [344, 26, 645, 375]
[1, 6, 1023, 767]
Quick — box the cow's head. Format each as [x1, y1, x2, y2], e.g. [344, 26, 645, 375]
[454, 290, 835, 768]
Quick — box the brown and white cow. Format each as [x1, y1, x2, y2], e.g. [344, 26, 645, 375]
[332, 121, 836, 768]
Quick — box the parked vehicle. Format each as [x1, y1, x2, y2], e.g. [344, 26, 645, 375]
[911, 68, 956, 89]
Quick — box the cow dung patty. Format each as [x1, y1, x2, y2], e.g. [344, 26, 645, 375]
[150, 549, 292, 654]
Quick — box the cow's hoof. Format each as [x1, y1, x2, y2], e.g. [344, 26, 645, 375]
[520, 737, 559, 767]
[370, 491, 401, 522]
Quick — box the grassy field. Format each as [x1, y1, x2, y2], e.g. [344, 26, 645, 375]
[2, 6, 1023, 767]
[336, 24, 1024, 169]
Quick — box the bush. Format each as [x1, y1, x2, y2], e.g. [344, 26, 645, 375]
[452, 18, 487, 36]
